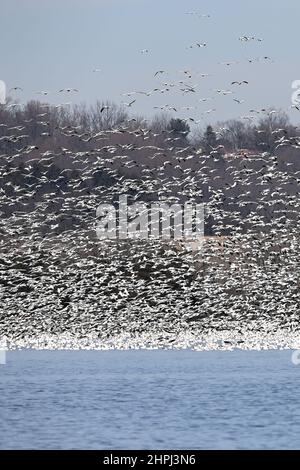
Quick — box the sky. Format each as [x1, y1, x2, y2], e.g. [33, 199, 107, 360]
[1, 0, 300, 126]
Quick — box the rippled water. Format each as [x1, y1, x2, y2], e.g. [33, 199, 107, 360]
[1, 349, 300, 449]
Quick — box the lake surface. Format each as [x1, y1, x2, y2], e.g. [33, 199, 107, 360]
[0, 349, 300, 449]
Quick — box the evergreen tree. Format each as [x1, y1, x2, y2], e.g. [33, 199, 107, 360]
[167, 118, 190, 145]
[203, 125, 217, 153]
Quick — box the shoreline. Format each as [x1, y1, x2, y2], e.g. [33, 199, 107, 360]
[1, 326, 300, 351]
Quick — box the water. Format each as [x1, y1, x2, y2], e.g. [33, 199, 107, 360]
[0, 349, 300, 449]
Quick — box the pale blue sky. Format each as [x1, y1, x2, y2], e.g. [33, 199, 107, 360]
[1, 0, 300, 125]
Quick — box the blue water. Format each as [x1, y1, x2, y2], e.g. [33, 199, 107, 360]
[0, 349, 300, 449]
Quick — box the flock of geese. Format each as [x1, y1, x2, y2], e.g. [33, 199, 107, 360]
[0, 11, 300, 350]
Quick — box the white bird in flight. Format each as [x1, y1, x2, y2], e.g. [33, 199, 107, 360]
[122, 100, 136, 107]
[10, 87, 23, 92]
[59, 88, 79, 93]
[231, 81, 249, 85]
[239, 36, 263, 42]
[185, 12, 210, 18]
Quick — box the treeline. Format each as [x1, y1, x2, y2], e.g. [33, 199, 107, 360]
[0, 98, 298, 157]
[0, 99, 130, 156]
[0, 99, 300, 240]
[194, 113, 297, 154]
